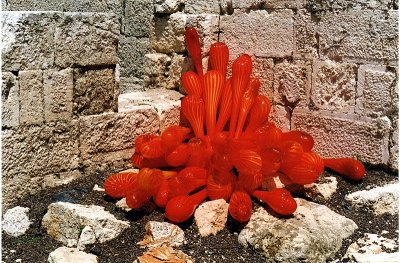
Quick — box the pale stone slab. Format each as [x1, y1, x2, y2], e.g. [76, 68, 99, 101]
[293, 9, 318, 59]
[48, 247, 98, 263]
[19, 70, 44, 125]
[184, 0, 220, 14]
[220, 9, 294, 58]
[291, 109, 391, 165]
[232, 0, 305, 9]
[1, 72, 19, 128]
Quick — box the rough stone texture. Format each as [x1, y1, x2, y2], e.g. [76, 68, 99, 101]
[238, 198, 358, 262]
[356, 65, 397, 117]
[155, 0, 184, 14]
[122, 0, 153, 37]
[389, 117, 398, 170]
[220, 10, 294, 58]
[2, 12, 55, 71]
[184, 0, 220, 14]
[5, 0, 122, 13]
[291, 109, 391, 164]
[2, 206, 32, 237]
[194, 199, 229, 237]
[119, 37, 151, 78]
[232, 0, 305, 9]
[19, 70, 44, 125]
[44, 68, 73, 122]
[54, 12, 119, 68]
[345, 183, 399, 215]
[138, 221, 185, 248]
[317, 10, 398, 64]
[2, 72, 19, 128]
[304, 176, 338, 200]
[73, 68, 118, 116]
[135, 247, 194, 263]
[252, 57, 274, 100]
[269, 105, 291, 132]
[115, 198, 131, 212]
[42, 170, 83, 189]
[42, 202, 130, 246]
[312, 60, 357, 113]
[306, 0, 396, 13]
[119, 77, 145, 94]
[48, 247, 98, 263]
[273, 60, 311, 108]
[77, 226, 97, 250]
[293, 9, 318, 59]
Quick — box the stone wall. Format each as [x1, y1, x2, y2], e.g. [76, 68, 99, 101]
[2, 0, 398, 206]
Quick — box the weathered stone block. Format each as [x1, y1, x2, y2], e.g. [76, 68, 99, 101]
[73, 68, 118, 116]
[79, 108, 159, 157]
[155, 0, 184, 14]
[269, 105, 290, 132]
[44, 68, 73, 122]
[291, 109, 391, 165]
[118, 37, 151, 78]
[123, 0, 153, 37]
[83, 149, 134, 177]
[232, 0, 305, 9]
[184, 0, 220, 14]
[2, 12, 55, 71]
[311, 60, 357, 113]
[294, 9, 318, 59]
[252, 57, 274, 100]
[19, 70, 44, 125]
[356, 65, 397, 117]
[389, 117, 398, 170]
[2, 72, 19, 128]
[220, 10, 294, 58]
[318, 10, 398, 64]
[273, 60, 311, 108]
[119, 76, 144, 94]
[305, 0, 395, 12]
[5, 0, 123, 13]
[2, 122, 80, 177]
[54, 13, 119, 67]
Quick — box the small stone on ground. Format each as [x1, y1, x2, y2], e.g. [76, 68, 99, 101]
[134, 246, 194, 263]
[48, 247, 98, 263]
[138, 221, 185, 248]
[194, 199, 229, 237]
[2, 206, 32, 237]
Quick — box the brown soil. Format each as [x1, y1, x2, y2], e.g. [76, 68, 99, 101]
[2, 166, 398, 263]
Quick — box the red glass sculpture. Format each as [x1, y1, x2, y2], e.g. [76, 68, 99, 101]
[104, 27, 366, 224]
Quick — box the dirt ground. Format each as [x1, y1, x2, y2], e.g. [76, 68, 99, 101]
[2, 165, 398, 263]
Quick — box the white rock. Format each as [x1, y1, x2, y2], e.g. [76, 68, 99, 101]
[344, 233, 399, 262]
[92, 184, 105, 192]
[238, 198, 358, 262]
[2, 206, 32, 237]
[138, 221, 185, 248]
[345, 183, 399, 215]
[42, 202, 130, 246]
[77, 226, 96, 251]
[116, 198, 132, 212]
[194, 199, 229, 237]
[48, 247, 97, 263]
[304, 176, 338, 199]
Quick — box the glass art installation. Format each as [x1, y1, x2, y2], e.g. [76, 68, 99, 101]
[104, 27, 365, 223]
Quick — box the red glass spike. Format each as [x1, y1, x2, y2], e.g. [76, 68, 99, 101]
[139, 137, 165, 159]
[137, 168, 163, 196]
[281, 151, 324, 185]
[165, 188, 208, 223]
[229, 54, 253, 137]
[260, 148, 282, 177]
[230, 148, 262, 175]
[181, 95, 205, 137]
[186, 137, 213, 168]
[131, 153, 168, 169]
[209, 42, 229, 78]
[104, 172, 138, 198]
[246, 95, 271, 132]
[203, 70, 225, 135]
[181, 71, 202, 97]
[154, 179, 170, 208]
[165, 143, 190, 167]
[126, 187, 152, 209]
[161, 125, 192, 151]
[185, 27, 203, 78]
[207, 170, 234, 201]
[282, 131, 314, 152]
[228, 191, 252, 223]
[235, 78, 260, 138]
[279, 141, 304, 171]
[215, 79, 233, 133]
[252, 188, 297, 216]
[134, 134, 158, 149]
[237, 172, 263, 194]
[323, 158, 365, 180]
[251, 122, 283, 149]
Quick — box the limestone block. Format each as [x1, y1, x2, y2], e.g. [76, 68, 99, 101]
[119, 77, 144, 94]
[318, 10, 398, 64]
[42, 170, 83, 188]
[220, 10, 294, 58]
[2, 122, 80, 176]
[155, 0, 184, 13]
[44, 68, 73, 122]
[122, 0, 153, 37]
[269, 105, 291, 132]
[238, 199, 357, 262]
[232, 0, 305, 9]
[54, 13, 119, 67]
[305, 0, 395, 12]
[389, 117, 398, 170]
[2, 207, 32, 237]
[5, 0, 123, 13]
[291, 109, 391, 165]
[42, 202, 130, 246]
[273, 60, 311, 108]
[82, 149, 134, 177]
[293, 9, 318, 59]
[73, 68, 118, 116]
[251, 57, 274, 100]
[2, 12, 55, 71]
[79, 108, 159, 157]
[19, 70, 44, 125]
[356, 65, 397, 117]
[48, 247, 98, 263]
[311, 60, 357, 113]
[184, 0, 220, 14]
[2, 72, 19, 128]
[118, 37, 151, 78]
